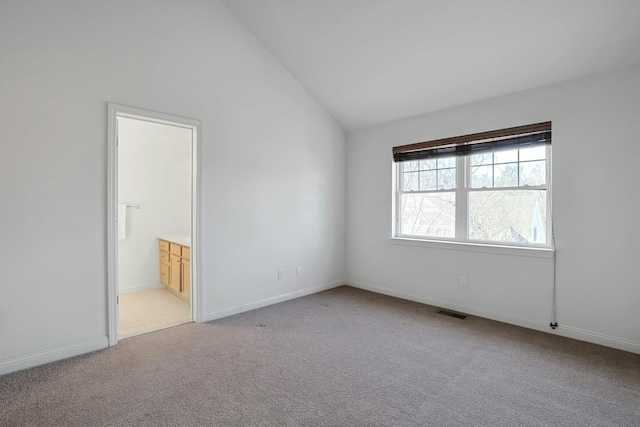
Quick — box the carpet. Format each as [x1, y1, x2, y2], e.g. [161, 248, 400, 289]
[1, 286, 639, 426]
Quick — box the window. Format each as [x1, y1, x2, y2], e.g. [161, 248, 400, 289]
[394, 122, 551, 247]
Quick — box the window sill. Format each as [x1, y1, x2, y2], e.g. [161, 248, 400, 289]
[388, 237, 554, 258]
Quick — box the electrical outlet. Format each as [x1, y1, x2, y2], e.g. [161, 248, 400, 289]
[296, 266, 302, 276]
[278, 270, 283, 279]
[459, 276, 467, 287]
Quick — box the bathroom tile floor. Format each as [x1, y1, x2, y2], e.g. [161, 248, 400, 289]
[119, 289, 191, 339]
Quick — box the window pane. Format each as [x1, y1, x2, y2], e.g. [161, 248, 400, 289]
[471, 165, 493, 188]
[420, 159, 436, 170]
[471, 153, 492, 166]
[469, 190, 547, 244]
[519, 161, 546, 186]
[403, 172, 419, 191]
[494, 148, 518, 164]
[494, 163, 518, 187]
[438, 168, 456, 189]
[437, 157, 456, 169]
[400, 192, 455, 238]
[519, 146, 546, 161]
[403, 161, 419, 172]
[419, 170, 437, 191]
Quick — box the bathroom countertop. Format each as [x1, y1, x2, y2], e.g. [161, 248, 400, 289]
[157, 233, 191, 247]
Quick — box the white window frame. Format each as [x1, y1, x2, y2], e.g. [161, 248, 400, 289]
[394, 145, 552, 249]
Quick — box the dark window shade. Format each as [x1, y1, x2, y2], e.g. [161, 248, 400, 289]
[393, 122, 551, 163]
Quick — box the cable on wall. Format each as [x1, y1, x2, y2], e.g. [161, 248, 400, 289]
[548, 144, 558, 330]
[550, 225, 558, 329]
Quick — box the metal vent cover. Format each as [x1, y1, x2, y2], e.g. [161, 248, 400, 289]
[436, 309, 467, 319]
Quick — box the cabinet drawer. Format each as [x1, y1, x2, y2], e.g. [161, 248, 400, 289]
[159, 251, 169, 265]
[182, 247, 190, 260]
[159, 240, 170, 252]
[170, 243, 182, 256]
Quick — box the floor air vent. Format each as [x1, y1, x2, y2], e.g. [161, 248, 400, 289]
[436, 309, 467, 319]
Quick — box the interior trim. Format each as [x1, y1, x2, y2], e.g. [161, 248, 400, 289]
[346, 280, 640, 355]
[107, 103, 203, 347]
[0, 338, 108, 376]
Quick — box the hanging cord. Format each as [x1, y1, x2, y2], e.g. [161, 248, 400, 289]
[547, 144, 558, 329]
[550, 224, 558, 329]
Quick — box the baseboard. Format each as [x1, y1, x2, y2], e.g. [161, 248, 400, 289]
[346, 280, 640, 355]
[552, 324, 640, 354]
[0, 337, 109, 376]
[202, 280, 345, 323]
[119, 283, 164, 295]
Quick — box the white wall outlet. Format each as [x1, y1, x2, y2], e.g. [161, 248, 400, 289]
[296, 266, 302, 276]
[459, 276, 467, 287]
[278, 270, 283, 279]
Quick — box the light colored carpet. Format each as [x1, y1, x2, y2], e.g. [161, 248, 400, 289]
[1, 286, 639, 426]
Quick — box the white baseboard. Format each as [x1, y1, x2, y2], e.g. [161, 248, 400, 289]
[119, 283, 164, 295]
[202, 280, 345, 322]
[0, 337, 109, 376]
[346, 280, 640, 355]
[1, 281, 343, 376]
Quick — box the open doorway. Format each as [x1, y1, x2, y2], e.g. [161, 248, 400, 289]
[117, 117, 192, 338]
[107, 104, 202, 346]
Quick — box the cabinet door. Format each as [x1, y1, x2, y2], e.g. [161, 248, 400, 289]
[169, 254, 182, 293]
[159, 263, 169, 286]
[181, 259, 191, 298]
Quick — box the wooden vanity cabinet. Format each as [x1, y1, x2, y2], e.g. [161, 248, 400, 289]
[159, 239, 190, 302]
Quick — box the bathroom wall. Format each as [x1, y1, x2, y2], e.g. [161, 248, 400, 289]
[117, 117, 191, 294]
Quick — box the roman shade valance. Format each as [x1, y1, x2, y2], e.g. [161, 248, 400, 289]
[393, 122, 552, 162]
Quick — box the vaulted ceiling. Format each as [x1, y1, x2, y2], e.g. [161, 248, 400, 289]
[222, 1, 640, 130]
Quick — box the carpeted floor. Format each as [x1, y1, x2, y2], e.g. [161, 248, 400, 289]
[1, 286, 639, 426]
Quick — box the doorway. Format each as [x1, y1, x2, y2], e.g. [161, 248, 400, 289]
[107, 104, 202, 346]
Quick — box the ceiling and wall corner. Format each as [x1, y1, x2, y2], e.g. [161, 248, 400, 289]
[222, 0, 640, 130]
[220, 1, 640, 352]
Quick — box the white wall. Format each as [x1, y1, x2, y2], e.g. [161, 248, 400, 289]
[0, 0, 346, 373]
[346, 63, 640, 353]
[118, 118, 191, 294]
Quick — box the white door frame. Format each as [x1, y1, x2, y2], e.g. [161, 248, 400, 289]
[107, 103, 203, 346]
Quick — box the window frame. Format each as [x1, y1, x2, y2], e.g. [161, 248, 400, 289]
[394, 145, 552, 249]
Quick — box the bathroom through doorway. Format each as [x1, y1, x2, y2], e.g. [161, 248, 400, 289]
[107, 104, 202, 346]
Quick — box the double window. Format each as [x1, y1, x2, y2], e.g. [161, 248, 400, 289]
[394, 122, 551, 247]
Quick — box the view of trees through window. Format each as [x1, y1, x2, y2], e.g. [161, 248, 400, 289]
[400, 158, 456, 237]
[398, 146, 549, 245]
